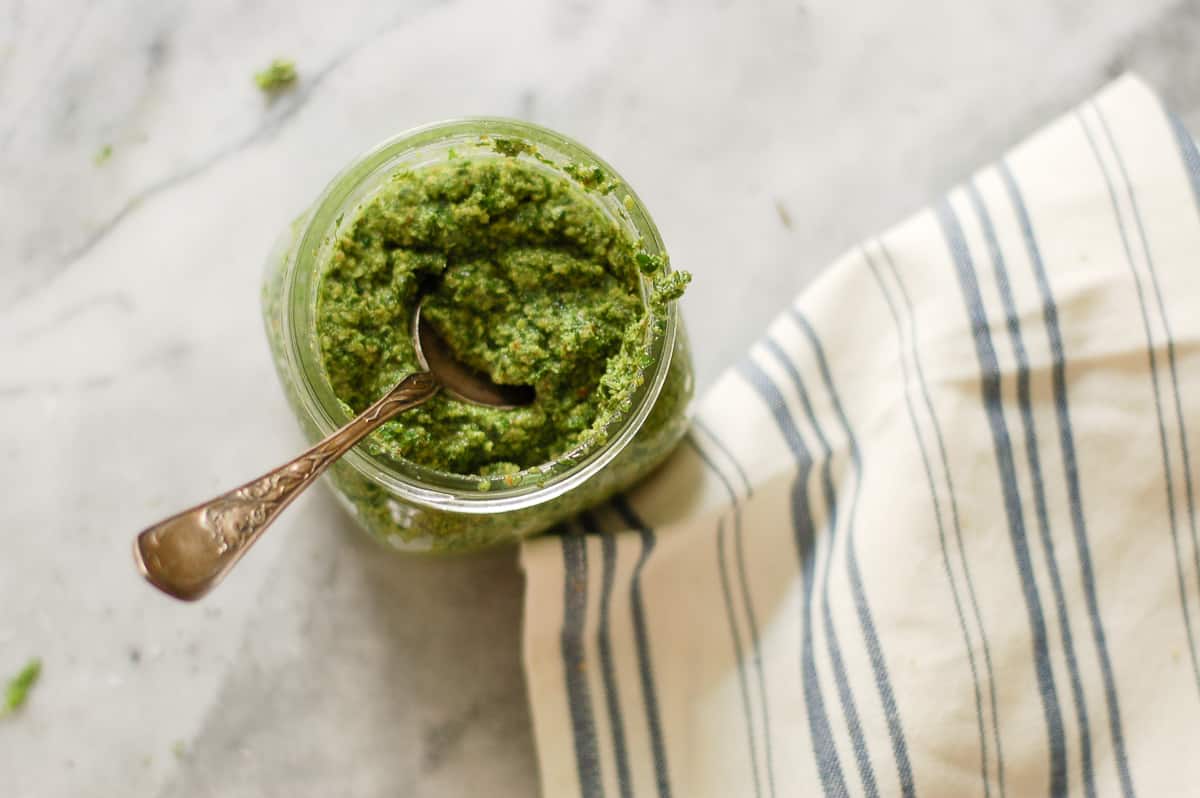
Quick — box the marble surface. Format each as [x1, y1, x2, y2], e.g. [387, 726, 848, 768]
[3, 0, 1200, 795]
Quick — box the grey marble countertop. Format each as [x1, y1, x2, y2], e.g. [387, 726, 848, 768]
[3, 1, 1200, 795]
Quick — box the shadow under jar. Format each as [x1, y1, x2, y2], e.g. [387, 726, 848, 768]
[261, 118, 694, 552]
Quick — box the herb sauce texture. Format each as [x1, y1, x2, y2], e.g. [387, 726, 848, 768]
[316, 155, 689, 476]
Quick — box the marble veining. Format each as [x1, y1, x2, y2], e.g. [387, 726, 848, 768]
[2, 0, 1199, 795]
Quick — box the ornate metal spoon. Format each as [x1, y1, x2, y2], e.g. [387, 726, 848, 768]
[133, 302, 533, 601]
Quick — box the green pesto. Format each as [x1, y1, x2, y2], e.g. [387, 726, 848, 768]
[320, 335, 692, 551]
[3, 659, 40, 715]
[254, 59, 297, 93]
[315, 156, 689, 477]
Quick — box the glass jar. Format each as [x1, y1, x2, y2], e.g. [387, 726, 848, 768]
[261, 118, 693, 552]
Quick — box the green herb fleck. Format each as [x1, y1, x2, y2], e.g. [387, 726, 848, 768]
[652, 270, 692, 304]
[94, 145, 113, 166]
[254, 59, 298, 93]
[447, 147, 459, 160]
[3, 659, 41, 715]
[492, 137, 535, 158]
[774, 199, 793, 229]
[564, 162, 612, 191]
[635, 251, 665, 274]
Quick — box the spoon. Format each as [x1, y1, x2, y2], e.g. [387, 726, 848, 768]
[133, 301, 534, 601]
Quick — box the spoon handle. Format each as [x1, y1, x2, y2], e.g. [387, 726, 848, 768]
[134, 371, 440, 602]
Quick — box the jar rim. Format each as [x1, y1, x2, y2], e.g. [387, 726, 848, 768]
[278, 117, 678, 515]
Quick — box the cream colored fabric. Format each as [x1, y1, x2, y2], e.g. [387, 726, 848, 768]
[521, 75, 1200, 798]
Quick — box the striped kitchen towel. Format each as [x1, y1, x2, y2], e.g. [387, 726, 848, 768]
[520, 74, 1200, 798]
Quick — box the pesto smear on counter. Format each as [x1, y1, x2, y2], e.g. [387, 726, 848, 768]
[316, 153, 688, 477]
[254, 59, 297, 93]
[2, 658, 41, 716]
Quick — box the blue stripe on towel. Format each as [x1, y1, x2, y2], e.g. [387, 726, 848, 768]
[998, 159, 1136, 798]
[863, 244, 993, 797]
[937, 198, 1069, 798]
[966, 180, 1095, 798]
[685, 436, 768, 798]
[761, 336, 879, 798]
[738, 357, 850, 798]
[562, 529, 604, 798]
[580, 512, 633, 798]
[1077, 109, 1200, 703]
[611, 496, 673, 798]
[789, 311, 917, 798]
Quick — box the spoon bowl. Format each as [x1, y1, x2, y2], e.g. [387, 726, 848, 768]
[413, 301, 535, 408]
[133, 301, 533, 601]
